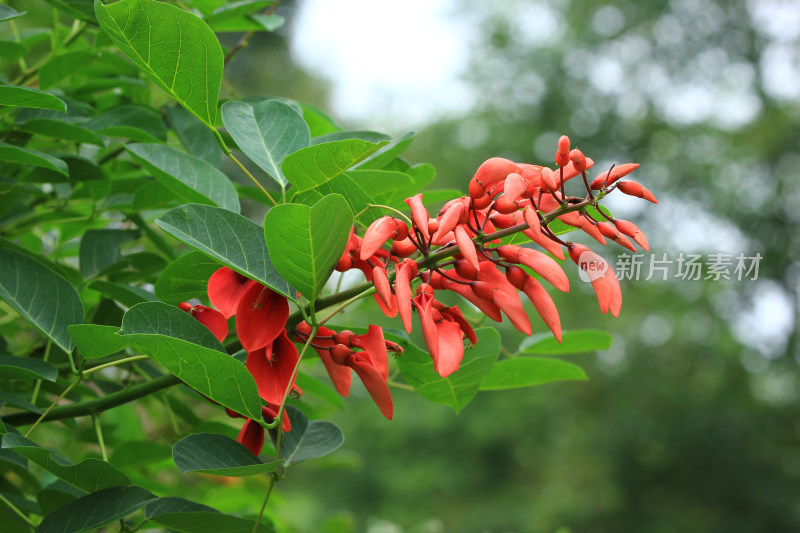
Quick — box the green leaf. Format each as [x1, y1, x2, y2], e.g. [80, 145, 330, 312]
[95, 0, 223, 128]
[145, 497, 275, 533]
[35, 486, 157, 533]
[204, 0, 274, 24]
[0, 85, 64, 113]
[1, 434, 130, 493]
[18, 118, 104, 146]
[264, 194, 352, 300]
[25, 154, 106, 184]
[120, 301, 223, 351]
[126, 144, 240, 213]
[67, 324, 128, 359]
[299, 103, 339, 137]
[120, 302, 262, 419]
[0, 390, 42, 413]
[156, 204, 293, 299]
[392, 328, 500, 413]
[520, 329, 614, 355]
[312, 130, 392, 145]
[0, 355, 57, 382]
[166, 105, 222, 168]
[84, 105, 167, 143]
[79, 229, 140, 279]
[221, 99, 310, 187]
[0, 143, 68, 175]
[42, 0, 96, 23]
[277, 405, 344, 465]
[353, 131, 415, 170]
[0, 6, 26, 21]
[87, 280, 156, 307]
[172, 433, 281, 476]
[281, 139, 384, 193]
[479, 357, 588, 390]
[38, 51, 96, 89]
[0, 248, 84, 353]
[154, 251, 220, 305]
[252, 13, 284, 32]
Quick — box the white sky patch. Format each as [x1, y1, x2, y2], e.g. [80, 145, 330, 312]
[290, 0, 473, 129]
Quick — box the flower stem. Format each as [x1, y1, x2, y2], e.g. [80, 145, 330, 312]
[252, 475, 277, 533]
[30, 341, 52, 405]
[0, 492, 35, 529]
[25, 378, 82, 438]
[93, 414, 108, 462]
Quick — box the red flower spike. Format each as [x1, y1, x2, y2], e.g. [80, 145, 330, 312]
[454, 226, 480, 271]
[616, 180, 658, 203]
[590, 163, 640, 189]
[237, 418, 265, 456]
[540, 167, 558, 192]
[569, 149, 587, 173]
[395, 259, 418, 333]
[235, 283, 289, 352]
[454, 258, 479, 280]
[468, 157, 522, 198]
[372, 266, 392, 308]
[436, 319, 465, 377]
[597, 221, 637, 252]
[523, 205, 541, 234]
[346, 353, 394, 419]
[350, 325, 390, 381]
[305, 325, 352, 397]
[614, 219, 649, 251]
[441, 305, 477, 345]
[405, 194, 430, 242]
[361, 217, 406, 260]
[208, 267, 257, 319]
[246, 330, 300, 405]
[556, 135, 571, 167]
[561, 158, 594, 182]
[496, 245, 569, 292]
[181, 304, 228, 343]
[432, 202, 464, 244]
[441, 275, 503, 322]
[521, 276, 562, 342]
[568, 244, 621, 316]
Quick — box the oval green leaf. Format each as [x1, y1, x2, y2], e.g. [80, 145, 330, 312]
[281, 139, 384, 193]
[120, 302, 261, 419]
[35, 486, 157, 533]
[67, 324, 128, 359]
[172, 433, 281, 476]
[154, 251, 220, 305]
[145, 497, 275, 533]
[18, 118, 105, 146]
[0, 248, 84, 353]
[0, 86, 66, 112]
[392, 327, 500, 413]
[479, 357, 588, 390]
[126, 143, 240, 213]
[156, 204, 293, 299]
[79, 229, 141, 279]
[277, 406, 344, 465]
[84, 105, 167, 143]
[0, 143, 68, 175]
[520, 329, 614, 355]
[0, 355, 57, 382]
[263, 193, 352, 300]
[1, 433, 131, 493]
[222, 99, 310, 187]
[95, 0, 223, 128]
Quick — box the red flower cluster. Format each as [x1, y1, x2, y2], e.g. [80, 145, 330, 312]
[179, 135, 655, 434]
[181, 267, 298, 455]
[335, 135, 655, 377]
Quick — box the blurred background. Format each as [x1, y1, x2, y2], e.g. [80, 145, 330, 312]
[224, 0, 800, 531]
[7, 0, 800, 531]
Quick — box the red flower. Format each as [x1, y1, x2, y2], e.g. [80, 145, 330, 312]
[246, 329, 301, 405]
[235, 282, 289, 352]
[228, 405, 290, 456]
[178, 302, 228, 342]
[334, 325, 390, 381]
[394, 258, 418, 333]
[330, 344, 393, 419]
[207, 267, 256, 319]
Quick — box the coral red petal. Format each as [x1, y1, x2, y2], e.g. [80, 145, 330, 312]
[246, 330, 298, 405]
[235, 283, 289, 352]
[436, 319, 465, 377]
[191, 306, 228, 342]
[522, 276, 562, 342]
[208, 267, 257, 319]
[237, 418, 265, 456]
[347, 354, 393, 419]
[352, 325, 389, 381]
